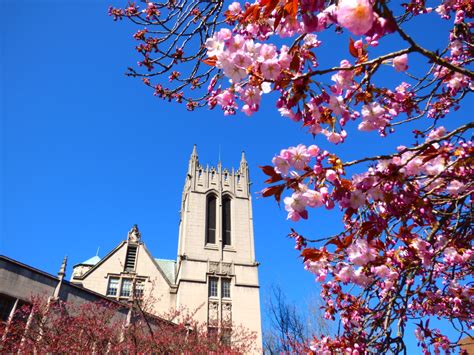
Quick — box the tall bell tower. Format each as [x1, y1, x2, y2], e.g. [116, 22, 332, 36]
[175, 146, 262, 348]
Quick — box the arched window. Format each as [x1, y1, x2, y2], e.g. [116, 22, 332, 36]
[222, 196, 231, 246]
[206, 194, 217, 244]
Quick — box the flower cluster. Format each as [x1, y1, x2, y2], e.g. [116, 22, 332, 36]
[262, 125, 473, 352]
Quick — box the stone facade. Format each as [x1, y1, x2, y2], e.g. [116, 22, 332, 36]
[70, 147, 262, 349]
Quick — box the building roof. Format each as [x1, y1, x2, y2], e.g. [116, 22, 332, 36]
[80, 255, 101, 266]
[154, 259, 176, 284]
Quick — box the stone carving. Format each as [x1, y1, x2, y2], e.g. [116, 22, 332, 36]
[209, 261, 219, 274]
[222, 302, 232, 325]
[221, 262, 232, 275]
[127, 224, 141, 242]
[208, 301, 219, 326]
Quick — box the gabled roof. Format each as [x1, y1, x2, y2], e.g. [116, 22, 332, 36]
[154, 259, 176, 284]
[73, 240, 177, 287]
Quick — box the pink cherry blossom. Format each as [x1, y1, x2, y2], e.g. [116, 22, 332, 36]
[288, 144, 311, 170]
[348, 239, 377, 266]
[393, 54, 408, 72]
[336, 0, 375, 36]
[358, 102, 389, 131]
[260, 59, 281, 80]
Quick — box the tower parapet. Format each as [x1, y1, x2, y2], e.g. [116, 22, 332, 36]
[184, 146, 250, 198]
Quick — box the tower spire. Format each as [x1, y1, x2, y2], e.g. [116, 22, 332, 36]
[240, 151, 247, 164]
[191, 144, 198, 159]
[58, 256, 67, 279]
[188, 144, 199, 176]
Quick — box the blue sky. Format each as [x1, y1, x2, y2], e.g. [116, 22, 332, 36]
[1, 0, 471, 350]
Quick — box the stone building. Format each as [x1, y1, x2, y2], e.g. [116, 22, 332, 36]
[70, 146, 262, 348]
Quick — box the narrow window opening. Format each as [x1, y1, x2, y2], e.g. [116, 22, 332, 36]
[208, 277, 218, 298]
[222, 196, 231, 246]
[206, 195, 216, 244]
[125, 245, 138, 271]
[221, 278, 231, 299]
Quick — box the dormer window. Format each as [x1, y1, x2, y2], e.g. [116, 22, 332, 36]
[206, 194, 217, 244]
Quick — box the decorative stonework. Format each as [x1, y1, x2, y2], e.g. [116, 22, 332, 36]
[221, 262, 232, 275]
[127, 224, 141, 242]
[209, 261, 219, 274]
[222, 302, 232, 326]
[208, 301, 219, 326]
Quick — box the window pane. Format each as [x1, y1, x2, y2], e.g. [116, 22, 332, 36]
[134, 280, 145, 299]
[222, 197, 231, 246]
[221, 328, 232, 346]
[120, 279, 132, 297]
[222, 279, 231, 298]
[208, 327, 218, 340]
[106, 278, 119, 296]
[208, 277, 218, 297]
[206, 195, 216, 244]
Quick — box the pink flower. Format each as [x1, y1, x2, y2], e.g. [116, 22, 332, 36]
[336, 0, 375, 36]
[358, 102, 389, 131]
[288, 144, 311, 170]
[272, 155, 291, 175]
[260, 59, 281, 80]
[447, 180, 465, 195]
[336, 265, 354, 283]
[241, 86, 261, 106]
[348, 239, 377, 266]
[307, 144, 320, 156]
[326, 169, 338, 182]
[284, 193, 308, 221]
[227, 1, 241, 15]
[303, 189, 324, 207]
[393, 54, 408, 72]
[349, 190, 365, 209]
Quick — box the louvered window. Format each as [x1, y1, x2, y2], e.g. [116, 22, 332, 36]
[222, 196, 231, 246]
[206, 195, 217, 244]
[125, 245, 138, 271]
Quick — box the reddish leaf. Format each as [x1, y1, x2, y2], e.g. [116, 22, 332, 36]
[273, 10, 283, 31]
[260, 165, 277, 177]
[349, 38, 358, 58]
[301, 248, 324, 262]
[283, 0, 298, 19]
[242, 4, 259, 22]
[290, 52, 300, 72]
[201, 56, 217, 67]
[265, 174, 283, 184]
[274, 185, 285, 203]
[263, 0, 280, 17]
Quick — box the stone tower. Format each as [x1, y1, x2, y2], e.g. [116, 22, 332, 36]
[175, 145, 262, 347]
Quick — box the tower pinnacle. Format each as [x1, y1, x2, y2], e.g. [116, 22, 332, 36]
[58, 256, 67, 279]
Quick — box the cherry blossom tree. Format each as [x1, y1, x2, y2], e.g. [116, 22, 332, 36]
[0, 297, 256, 352]
[109, 0, 473, 353]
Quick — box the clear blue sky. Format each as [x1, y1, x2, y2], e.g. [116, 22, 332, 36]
[1, 0, 470, 350]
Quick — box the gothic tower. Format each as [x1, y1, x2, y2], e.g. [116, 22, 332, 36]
[175, 146, 262, 347]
